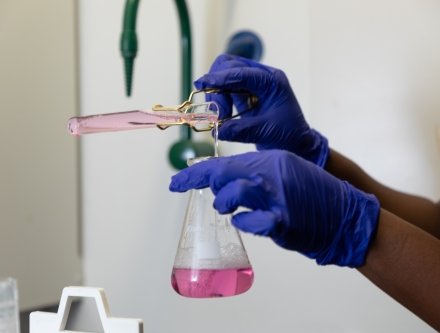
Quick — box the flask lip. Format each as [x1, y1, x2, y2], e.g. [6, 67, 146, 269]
[187, 156, 218, 167]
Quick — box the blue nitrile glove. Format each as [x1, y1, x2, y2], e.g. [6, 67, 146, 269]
[194, 54, 330, 167]
[169, 150, 380, 267]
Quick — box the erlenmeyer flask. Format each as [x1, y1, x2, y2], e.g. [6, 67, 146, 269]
[171, 157, 254, 298]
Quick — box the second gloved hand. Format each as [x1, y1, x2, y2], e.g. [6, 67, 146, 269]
[170, 150, 380, 268]
[195, 54, 329, 167]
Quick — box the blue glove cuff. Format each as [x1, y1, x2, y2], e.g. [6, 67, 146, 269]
[316, 182, 380, 268]
[311, 129, 330, 168]
[296, 129, 330, 168]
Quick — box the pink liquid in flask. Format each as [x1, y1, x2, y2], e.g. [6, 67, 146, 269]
[171, 267, 254, 298]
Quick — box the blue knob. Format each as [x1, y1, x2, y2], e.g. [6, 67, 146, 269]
[226, 30, 263, 61]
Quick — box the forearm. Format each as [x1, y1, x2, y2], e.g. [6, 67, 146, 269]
[358, 209, 440, 330]
[325, 149, 440, 239]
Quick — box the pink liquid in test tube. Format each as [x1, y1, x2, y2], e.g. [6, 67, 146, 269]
[67, 106, 218, 136]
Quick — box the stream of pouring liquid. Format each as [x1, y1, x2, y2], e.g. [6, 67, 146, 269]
[214, 121, 219, 158]
[67, 110, 218, 136]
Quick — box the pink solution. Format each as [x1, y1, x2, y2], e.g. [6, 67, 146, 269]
[171, 267, 254, 298]
[66, 110, 218, 136]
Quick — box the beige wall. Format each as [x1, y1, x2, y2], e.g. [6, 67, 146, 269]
[0, 0, 82, 310]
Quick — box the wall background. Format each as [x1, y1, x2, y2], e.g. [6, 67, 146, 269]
[311, 0, 440, 200]
[71, 0, 440, 332]
[0, 0, 82, 312]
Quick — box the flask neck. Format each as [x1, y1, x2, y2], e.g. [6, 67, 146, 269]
[187, 156, 218, 167]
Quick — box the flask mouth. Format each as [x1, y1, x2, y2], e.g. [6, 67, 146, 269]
[187, 156, 218, 167]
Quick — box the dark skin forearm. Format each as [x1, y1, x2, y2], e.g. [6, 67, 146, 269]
[358, 209, 440, 331]
[324, 149, 440, 328]
[325, 149, 440, 239]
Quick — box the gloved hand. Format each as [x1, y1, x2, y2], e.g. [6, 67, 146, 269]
[194, 54, 329, 167]
[170, 150, 380, 267]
